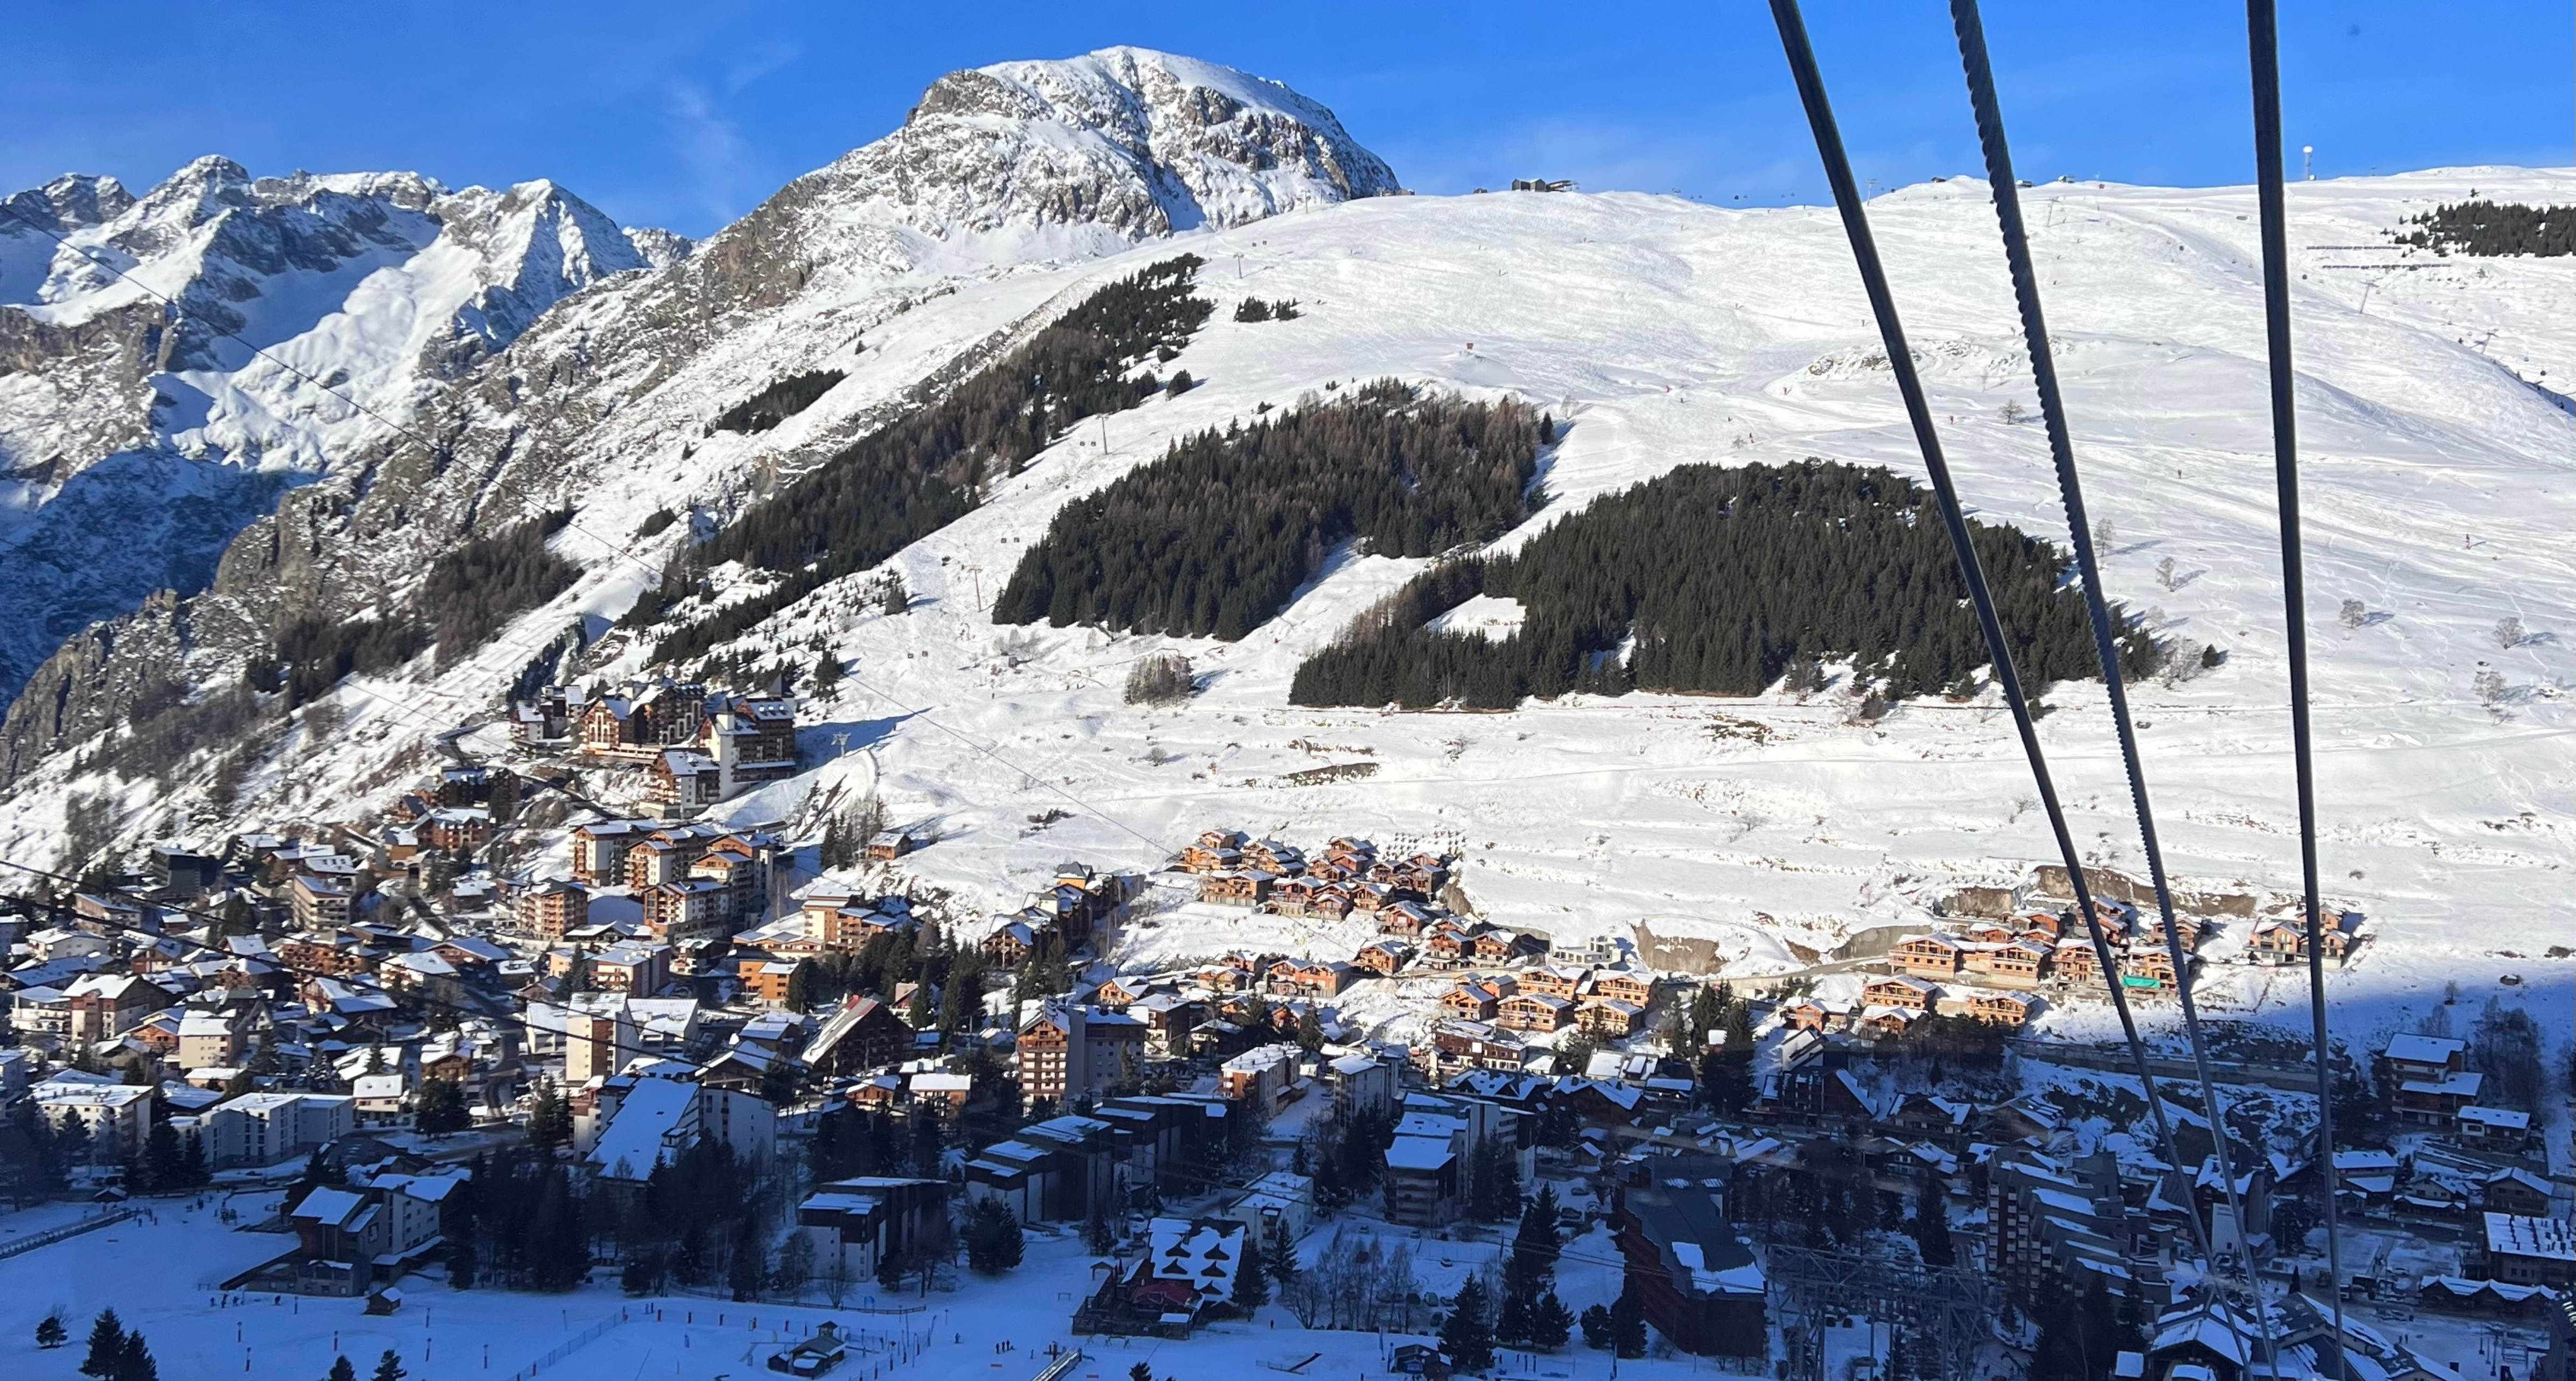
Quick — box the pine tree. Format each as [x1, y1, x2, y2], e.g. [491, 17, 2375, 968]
[525, 1077, 571, 1151]
[879, 572, 910, 616]
[1610, 1285, 1647, 1358]
[370, 1350, 407, 1381]
[1494, 1287, 1534, 1348]
[327, 1358, 356, 1381]
[1083, 1199, 1115, 1255]
[964, 1198, 1024, 1274]
[1578, 1303, 1612, 1350]
[80, 1309, 123, 1378]
[114, 1331, 158, 1381]
[1440, 1277, 1496, 1372]
[1230, 1229, 1269, 1312]
[729, 1222, 767, 1301]
[1911, 1182, 1955, 1266]
[1529, 1293, 1575, 1351]
[417, 1077, 469, 1135]
[1265, 1216, 1300, 1286]
[37, 1313, 66, 1349]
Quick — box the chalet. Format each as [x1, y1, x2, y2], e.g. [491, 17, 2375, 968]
[866, 830, 922, 862]
[1423, 926, 1476, 965]
[1576, 998, 1645, 1037]
[1197, 871, 1272, 907]
[1354, 941, 1414, 976]
[1966, 991, 2044, 1028]
[981, 922, 1037, 969]
[1495, 992, 1572, 1033]
[1440, 979, 1512, 1022]
[1346, 882, 1395, 915]
[1961, 941, 2047, 988]
[1178, 831, 1246, 873]
[1471, 930, 1530, 964]
[1521, 965, 1588, 999]
[1428, 1020, 1528, 1075]
[1304, 856, 1361, 885]
[1323, 837, 1375, 866]
[1857, 1007, 1920, 1039]
[1242, 839, 1305, 875]
[2244, 920, 2303, 965]
[2121, 947, 2179, 995]
[1592, 970, 1653, 1007]
[1779, 998, 1837, 1033]
[803, 996, 911, 1075]
[1268, 878, 1323, 916]
[2053, 940, 2103, 985]
[1092, 976, 1154, 1010]
[1961, 923, 2017, 945]
[2133, 913, 2200, 954]
[2457, 1105, 2532, 1151]
[1375, 901, 1435, 937]
[1860, 976, 1934, 1012]
[1266, 959, 1353, 1000]
[1890, 934, 1962, 979]
[2017, 912, 2064, 942]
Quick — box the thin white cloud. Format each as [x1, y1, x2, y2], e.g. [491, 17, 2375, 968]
[666, 82, 751, 226]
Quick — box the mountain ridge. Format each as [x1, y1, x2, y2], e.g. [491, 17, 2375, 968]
[0, 47, 1405, 787]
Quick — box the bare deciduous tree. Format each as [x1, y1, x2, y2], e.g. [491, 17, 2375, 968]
[2156, 556, 2180, 592]
[2494, 616, 2526, 650]
[2340, 599, 2368, 629]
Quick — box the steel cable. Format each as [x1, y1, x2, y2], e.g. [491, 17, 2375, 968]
[1765, 0, 2243, 1333]
[1945, 3, 2279, 1368]
[2246, 0, 2350, 1370]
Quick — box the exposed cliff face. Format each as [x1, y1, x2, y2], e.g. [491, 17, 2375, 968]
[0, 158, 654, 696]
[0, 47, 1401, 804]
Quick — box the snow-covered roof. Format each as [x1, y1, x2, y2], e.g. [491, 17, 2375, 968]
[2382, 1033, 2465, 1065]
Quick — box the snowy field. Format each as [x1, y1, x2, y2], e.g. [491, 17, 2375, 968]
[0, 1191, 1759, 1381]
[5, 166, 2569, 1065]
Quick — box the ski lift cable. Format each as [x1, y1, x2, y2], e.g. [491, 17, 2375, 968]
[2247, 0, 2349, 1371]
[1764, 0, 2240, 1319]
[1946, 4, 2278, 1369]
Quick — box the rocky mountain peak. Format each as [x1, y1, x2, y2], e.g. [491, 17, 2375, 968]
[812, 45, 1399, 241]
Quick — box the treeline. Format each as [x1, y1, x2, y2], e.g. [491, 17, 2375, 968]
[655, 255, 1211, 665]
[255, 613, 429, 707]
[1290, 459, 2154, 709]
[712, 369, 846, 433]
[994, 382, 1545, 640]
[423, 509, 581, 664]
[2394, 201, 2573, 257]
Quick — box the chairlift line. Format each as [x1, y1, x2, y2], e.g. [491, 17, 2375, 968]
[1763, 0, 2233, 1327]
[1946, 4, 2278, 1371]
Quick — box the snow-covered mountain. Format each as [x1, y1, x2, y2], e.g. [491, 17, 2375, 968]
[1, 46, 2565, 1054]
[0, 47, 1400, 771]
[0, 157, 665, 695]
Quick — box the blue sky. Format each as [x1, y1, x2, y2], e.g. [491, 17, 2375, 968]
[9, 1, 2568, 237]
